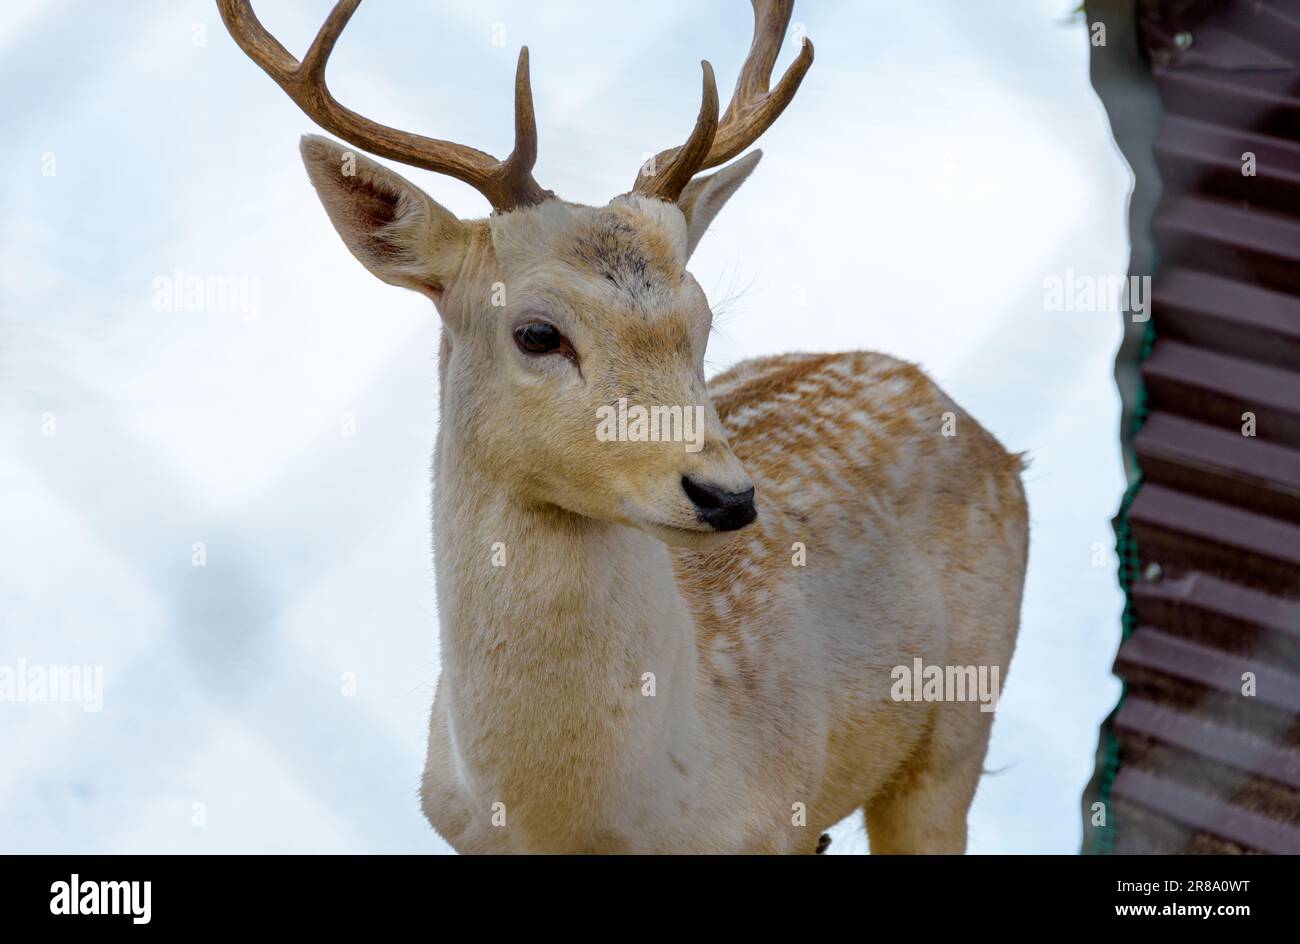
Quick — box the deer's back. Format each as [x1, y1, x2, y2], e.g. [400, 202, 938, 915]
[672, 349, 1027, 708]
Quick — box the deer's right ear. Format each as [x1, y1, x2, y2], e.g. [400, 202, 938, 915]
[675, 150, 763, 260]
[299, 135, 468, 302]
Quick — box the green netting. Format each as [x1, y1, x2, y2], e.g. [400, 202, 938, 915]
[1092, 317, 1157, 854]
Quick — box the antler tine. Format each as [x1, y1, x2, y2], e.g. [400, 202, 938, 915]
[712, 0, 813, 164]
[298, 0, 358, 86]
[633, 0, 813, 201]
[502, 47, 540, 183]
[634, 62, 720, 203]
[217, 0, 550, 212]
[727, 0, 793, 117]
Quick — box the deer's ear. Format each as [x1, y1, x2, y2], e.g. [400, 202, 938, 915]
[676, 150, 763, 259]
[299, 135, 468, 300]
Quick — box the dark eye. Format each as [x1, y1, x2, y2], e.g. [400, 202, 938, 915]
[514, 322, 565, 355]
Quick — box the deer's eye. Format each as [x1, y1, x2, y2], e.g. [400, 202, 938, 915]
[514, 322, 565, 355]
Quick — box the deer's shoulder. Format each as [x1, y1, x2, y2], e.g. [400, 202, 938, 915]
[707, 349, 1020, 494]
[672, 351, 1024, 645]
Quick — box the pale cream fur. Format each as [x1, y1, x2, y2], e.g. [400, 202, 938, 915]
[299, 134, 1028, 854]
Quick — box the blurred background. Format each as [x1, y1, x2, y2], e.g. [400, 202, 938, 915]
[0, 0, 1129, 853]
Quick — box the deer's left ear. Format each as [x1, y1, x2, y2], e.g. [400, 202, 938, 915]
[676, 151, 763, 259]
[299, 134, 469, 302]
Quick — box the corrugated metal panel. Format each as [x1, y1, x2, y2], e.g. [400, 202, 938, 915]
[1095, 0, 1300, 853]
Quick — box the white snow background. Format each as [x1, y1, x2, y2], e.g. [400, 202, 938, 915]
[0, 0, 1128, 853]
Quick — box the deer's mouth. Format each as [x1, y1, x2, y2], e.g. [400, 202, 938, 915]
[637, 517, 750, 549]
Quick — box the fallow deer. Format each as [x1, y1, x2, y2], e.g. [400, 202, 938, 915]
[219, 0, 1029, 854]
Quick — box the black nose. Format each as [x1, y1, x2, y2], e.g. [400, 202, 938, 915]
[681, 476, 757, 532]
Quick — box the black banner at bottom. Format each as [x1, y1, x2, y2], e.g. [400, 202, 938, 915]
[0, 853, 1287, 930]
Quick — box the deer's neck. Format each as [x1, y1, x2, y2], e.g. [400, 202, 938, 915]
[432, 447, 701, 837]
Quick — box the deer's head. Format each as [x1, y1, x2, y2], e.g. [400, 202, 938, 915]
[219, 0, 812, 547]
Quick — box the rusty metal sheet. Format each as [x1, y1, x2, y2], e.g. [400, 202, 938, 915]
[1087, 0, 1300, 853]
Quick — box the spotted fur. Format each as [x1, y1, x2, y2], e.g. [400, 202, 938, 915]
[299, 136, 1028, 854]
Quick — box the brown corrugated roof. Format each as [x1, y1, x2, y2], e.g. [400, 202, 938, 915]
[1090, 0, 1300, 853]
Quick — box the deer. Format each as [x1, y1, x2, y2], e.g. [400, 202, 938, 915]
[218, 0, 1029, 854]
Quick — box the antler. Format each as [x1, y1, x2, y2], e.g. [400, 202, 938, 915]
[216, 0, 551, 212]
[634, 0, 814, 202]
